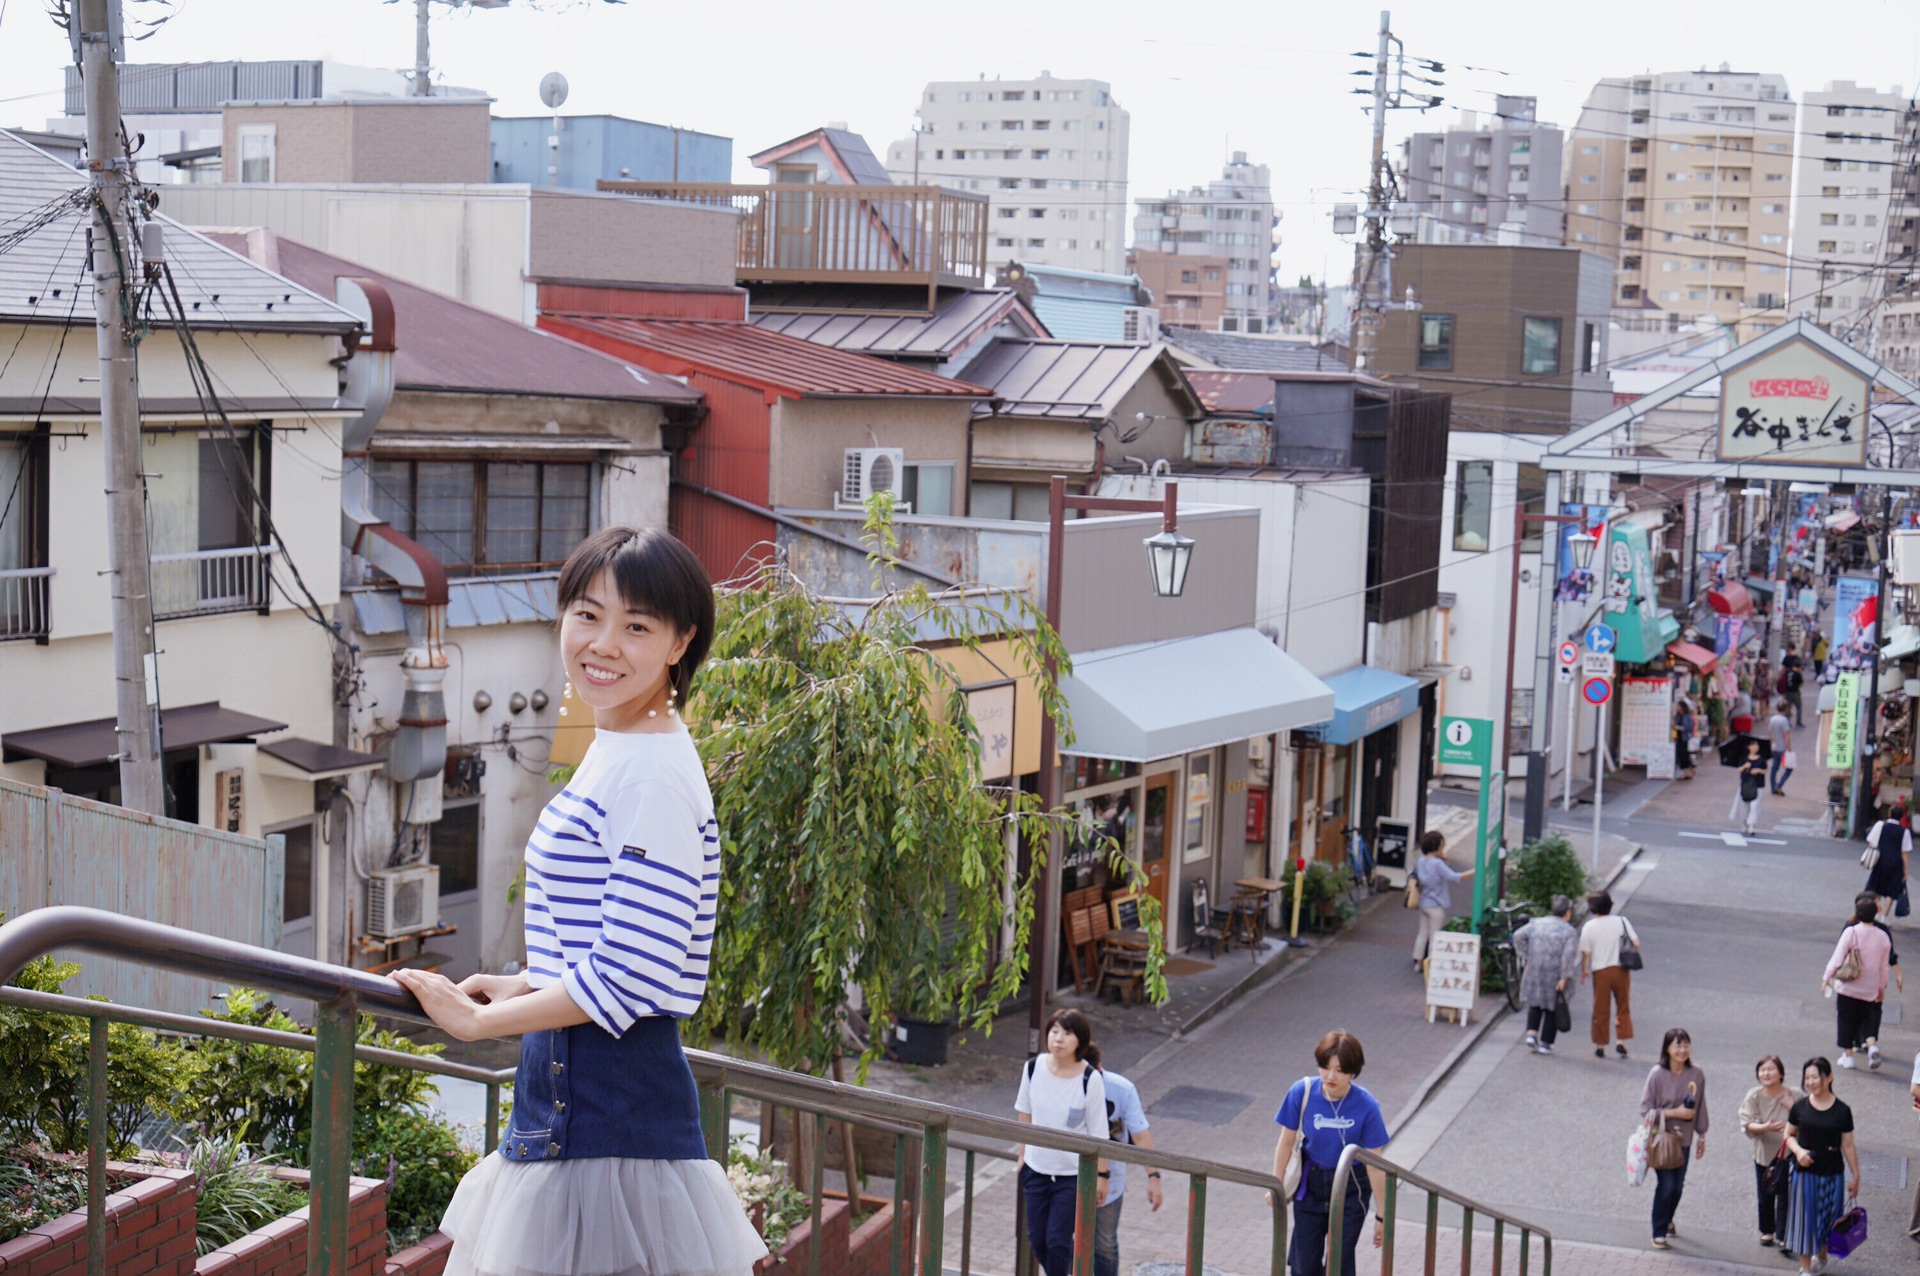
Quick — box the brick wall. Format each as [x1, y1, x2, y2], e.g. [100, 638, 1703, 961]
[384, 1233, 453, 1276]
[0, 1162, 197, 1276]
[753, 1194, 910, 1276]
[195, 1170, 387, 1276]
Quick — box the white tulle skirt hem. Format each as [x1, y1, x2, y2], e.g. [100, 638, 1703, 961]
[440, 1152, 771, 1276]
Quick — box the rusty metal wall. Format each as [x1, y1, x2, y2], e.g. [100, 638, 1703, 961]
[0, 777, 283, 1016]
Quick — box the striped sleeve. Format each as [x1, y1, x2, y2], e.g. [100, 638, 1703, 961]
[562, 780, 707, 1037]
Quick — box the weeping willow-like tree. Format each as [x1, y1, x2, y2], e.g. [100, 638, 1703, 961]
[686, 500, 1165, 1085]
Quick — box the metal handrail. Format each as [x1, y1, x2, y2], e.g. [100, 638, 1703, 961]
[1, 905, 1555, 1276]
[1329, 1143, 1554, 1276]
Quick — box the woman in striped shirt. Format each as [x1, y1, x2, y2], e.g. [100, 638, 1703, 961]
[393, 527, 765, 1276]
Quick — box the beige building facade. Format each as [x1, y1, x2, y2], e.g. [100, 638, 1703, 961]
[1788, 81, 1909, 340]
[1131, 152, 1277, 331]
[886, 73, 1130, 275]
[1565, 67, 1795, 340]
[221, 98, 492, 185]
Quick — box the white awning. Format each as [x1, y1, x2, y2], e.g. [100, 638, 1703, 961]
[1058, 628, 1335, 762]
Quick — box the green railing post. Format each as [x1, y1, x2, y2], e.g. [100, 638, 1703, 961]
[1493, 1217, 1505, 1276]
[960, 1148, 975, 1276]
[484, 1082, 501, 1155]
[1382, 1174, 1397, 1276]
[1425, 1191, 1439, 1274]
[1520, 1228, 1531, 1276]
[809, 1111, 826, 1276]
[700, 1079, 728, 1162]
[892, 1132, 907, 1276]
[1073, 1153, 1097, 1276]
[1543, 1237, 1553, 1276]
[309, 993, 356, 1276]
[86, 1016, 106, 1276]
[1185, 1173, 1207, 1276]
[918, 1123, 948, 1276]
[1270, 1184, 1287, 1276]
[1460, 1205, 1474, 1276]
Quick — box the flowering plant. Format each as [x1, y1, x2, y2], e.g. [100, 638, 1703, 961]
[727, 1139, 810, 1251]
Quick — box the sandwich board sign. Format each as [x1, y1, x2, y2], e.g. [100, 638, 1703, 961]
[1425, 931, 1480, 1025]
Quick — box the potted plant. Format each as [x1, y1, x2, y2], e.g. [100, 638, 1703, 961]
[1300, 862, 1354, 921]
[888, 941, 963, 1066]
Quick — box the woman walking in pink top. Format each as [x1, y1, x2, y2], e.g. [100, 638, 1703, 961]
[1823, 893, 1900, 1071]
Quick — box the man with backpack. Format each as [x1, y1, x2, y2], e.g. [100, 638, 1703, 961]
[1780, 651, 1806, 727]
[1083, 1044, 1162, 1276]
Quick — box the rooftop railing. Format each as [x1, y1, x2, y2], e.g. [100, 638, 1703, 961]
[0, 906, 1552, 1276]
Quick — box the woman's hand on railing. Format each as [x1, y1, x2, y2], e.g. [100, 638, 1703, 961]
[460, 971, 532, 1005]
[392, 968, 489, 1041]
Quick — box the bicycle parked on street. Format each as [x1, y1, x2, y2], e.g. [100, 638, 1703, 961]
[1487, 899, 1534, 1013]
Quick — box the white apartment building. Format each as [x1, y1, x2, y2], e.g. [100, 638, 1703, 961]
[1564, 66, 1795, 340]
[1131, 151, 1278, 331]
[886, 72, 1130, 275]
[1788, 81, 1909, 342]
[1399, 96, 1564, 247]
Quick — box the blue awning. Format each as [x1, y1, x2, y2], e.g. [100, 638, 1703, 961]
[1301, 665, 1422, 746]
[1059, 628, 1334, 762]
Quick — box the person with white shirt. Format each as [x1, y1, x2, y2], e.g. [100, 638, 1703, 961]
[1015, 1009, 1109, 1276]
[1579, 889, 1640, 1060]
[1082, 1044, 1162, 1276]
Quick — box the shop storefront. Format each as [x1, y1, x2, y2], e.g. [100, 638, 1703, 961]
[1055, 627, 1334, 958]
[1292, 665, 1423, 863]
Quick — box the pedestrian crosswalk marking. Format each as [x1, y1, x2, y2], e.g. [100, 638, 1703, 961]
[1676, 830, 1787, 847]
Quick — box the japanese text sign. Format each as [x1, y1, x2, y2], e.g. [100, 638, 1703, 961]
[1828, 672, 1861, 770]
[1425, 932, 1481, 1019]
[1717, 338, 1870, 466]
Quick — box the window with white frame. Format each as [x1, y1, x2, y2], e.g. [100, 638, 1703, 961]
[236, 124, 276, 183]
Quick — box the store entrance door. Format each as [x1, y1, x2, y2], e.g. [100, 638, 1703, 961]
[1358, 721, 1400, 847]
[1141, 771, 1176, 932]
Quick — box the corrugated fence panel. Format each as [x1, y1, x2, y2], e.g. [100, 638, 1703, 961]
[0, 776, 283, 1016]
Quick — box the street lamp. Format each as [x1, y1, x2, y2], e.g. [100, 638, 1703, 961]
[1568, 529, 1599, 572]
[1143, 529, 1195, 597]
[1029, 474, 1192, 1052]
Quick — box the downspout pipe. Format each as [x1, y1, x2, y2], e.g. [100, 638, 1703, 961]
[335, 277, 449, 784]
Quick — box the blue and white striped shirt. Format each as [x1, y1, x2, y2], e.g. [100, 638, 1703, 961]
[522, 726, 719, 1036]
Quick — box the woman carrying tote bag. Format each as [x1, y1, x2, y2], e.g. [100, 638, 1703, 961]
[1580, 890, 1640, 1060]
[1639, 1028, 1708, 1249]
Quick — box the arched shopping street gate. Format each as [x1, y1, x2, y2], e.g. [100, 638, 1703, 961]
[1521, 317, 1920, 840]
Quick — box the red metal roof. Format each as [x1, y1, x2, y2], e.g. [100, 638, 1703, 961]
[544, 316, 993, 399]
[1186, 370, 1275, 416]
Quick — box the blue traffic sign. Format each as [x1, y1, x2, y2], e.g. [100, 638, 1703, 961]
[1584, 623, 1617, 655]
[1583, 677, 1613, 706]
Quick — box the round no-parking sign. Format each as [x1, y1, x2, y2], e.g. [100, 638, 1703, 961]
[1583, 677, 1612, 706]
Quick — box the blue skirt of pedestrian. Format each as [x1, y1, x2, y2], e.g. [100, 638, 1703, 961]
[1784, 1168, 1847, 1256]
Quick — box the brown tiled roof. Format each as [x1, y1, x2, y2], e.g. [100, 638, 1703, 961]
[204, 231, 700, 405]
[544, 316, 993, 398]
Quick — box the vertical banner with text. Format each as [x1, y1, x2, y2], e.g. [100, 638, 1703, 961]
[1828, 673, 1861, 770]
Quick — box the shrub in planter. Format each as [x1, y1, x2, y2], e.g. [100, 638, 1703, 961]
[0, 1139, 88, 1242]
[1505, 834, 1589, 919]
[359, 1106, 478, 1251]
[186, 1135, 306, 1257]
[726, 1140, 809, 1252]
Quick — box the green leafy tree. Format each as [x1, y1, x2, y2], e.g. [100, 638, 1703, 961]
[1506, 833, 1590, 918]
[687, 497, 1164, 1080]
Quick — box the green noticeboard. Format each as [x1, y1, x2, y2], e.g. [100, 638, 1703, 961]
[1828, 673, 1860, 770]
[1439, 716, 1494, 770]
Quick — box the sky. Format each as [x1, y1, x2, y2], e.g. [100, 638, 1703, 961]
[4, 0, 1920, 286]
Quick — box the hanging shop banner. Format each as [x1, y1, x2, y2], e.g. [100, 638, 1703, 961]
[1715, 615, 1745, 656]
[1618, 677, 1673, 767]
[1602, 524, 1679, 664]
[1828, 672, 1861, 770]
[1716, 337, 1870, 466]
[1554, 503, 1612, 604]
[1830, 575, 1880, 673]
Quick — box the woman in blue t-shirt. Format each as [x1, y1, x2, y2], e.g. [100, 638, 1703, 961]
[1269, 1031, 1392, 1276]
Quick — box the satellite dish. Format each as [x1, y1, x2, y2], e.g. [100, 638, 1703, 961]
[538, 72, 569, 110]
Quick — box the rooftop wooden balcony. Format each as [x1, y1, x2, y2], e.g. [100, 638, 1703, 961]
[598, 181, 990, 295]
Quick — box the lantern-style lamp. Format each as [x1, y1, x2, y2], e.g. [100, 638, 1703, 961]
[1144, 529, 1196, 597]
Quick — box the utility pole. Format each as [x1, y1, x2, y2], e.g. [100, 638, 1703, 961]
[412, 0, 433, 95]
[75, 0, 164, 815]
[1342, 12, 1443, 372]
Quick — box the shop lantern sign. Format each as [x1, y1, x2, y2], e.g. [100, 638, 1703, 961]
[1717, 337, 1871, 466]
[963, 680, 1016, 783]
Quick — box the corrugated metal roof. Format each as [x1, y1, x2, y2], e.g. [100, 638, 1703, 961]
[546, 316, 992, 398]
[958, 338, 1197, 420]
[750, 289, 1040, 360]
[204, 232, 699, 404]
[1162, 326, 1347, 373]
[0, 130, 359, 332]
[1186, 371, 1275, 416]
[349, 574, 560, 635]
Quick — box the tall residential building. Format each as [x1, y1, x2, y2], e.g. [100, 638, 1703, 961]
[1397, 96, 1564, 246]
[1564, 66, 1796, 340]
[886, 72, 1129, 275]
[1787, 82, 1909, 340]
[1130, 151, 1277, 331]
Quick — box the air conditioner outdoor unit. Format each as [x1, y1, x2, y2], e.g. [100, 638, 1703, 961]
[839, 447, 906, 510]
[1121, 306, 1160, 343]
[368, 864, 440, 939]
[1893, 530, 1920, 586]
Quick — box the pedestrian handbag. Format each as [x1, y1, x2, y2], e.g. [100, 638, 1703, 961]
[1279, 1079, 1311, 1200]
[1618, 918, 1644, 971]
[1626, 1115, 1653, 1187]
[1862, 832, 1882, 872]
[1898, 886, 1911, 919]
[1829, 1203, 1869, 1259]
[1835, 929, 1864, 984]
[1763, 1140, 1793, 1199]
[1740, 771, 1763, 803]
[1553, 989, 1572, 1034]
[1647, 1114, 1688, 1171]
[1405, 871, 1421, 910]
[1783, 750, 1798, 770]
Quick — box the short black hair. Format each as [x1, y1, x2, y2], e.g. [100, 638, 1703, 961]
[1419, 829, 1445, 856]
[1314, 1030, 1365, 1077]
[1588, 890, 1614, 916]
[557, 527, 715, 705]
[1044, 1008, 1093, 1061]
[1854, 893, 1878, 925]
